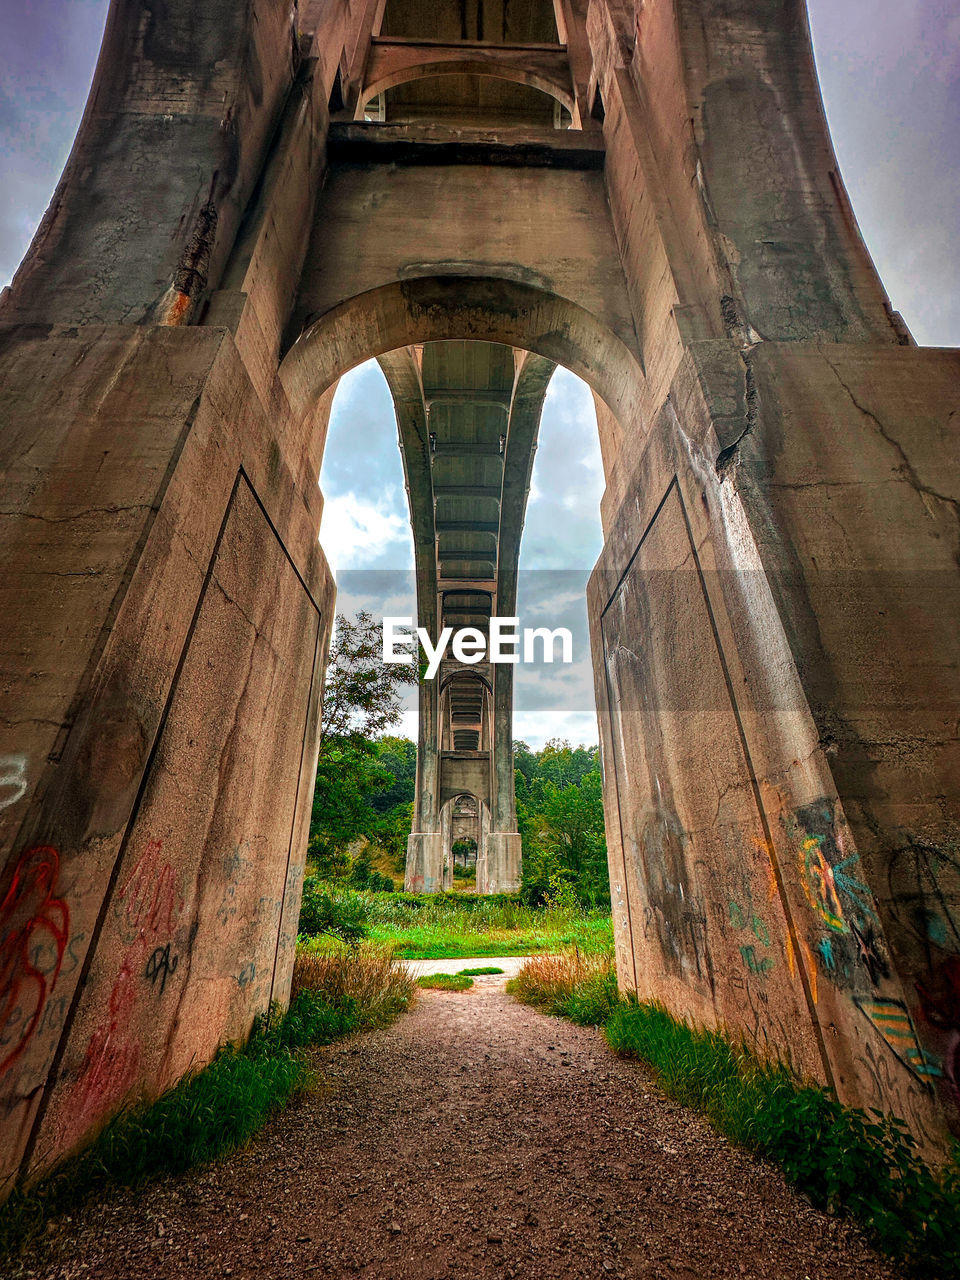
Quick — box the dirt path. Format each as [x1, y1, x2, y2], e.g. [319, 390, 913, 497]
[21, 972, 898, 1280]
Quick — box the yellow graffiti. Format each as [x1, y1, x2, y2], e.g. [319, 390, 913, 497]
[800, 837, 847, 933]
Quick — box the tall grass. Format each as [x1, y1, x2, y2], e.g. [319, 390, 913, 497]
[508, 951, 620, 1025]
[354, 891, 614, 958]
[510, 953, 960, 1279]
[290, 944, 415, 1030]
[0, 946, 414, 1265]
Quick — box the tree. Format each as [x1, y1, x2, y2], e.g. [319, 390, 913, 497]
[318, 611, 417, 748]
[515, 740, 609, 905]
[370, 736, 417, 814]
[308, 613, 417, 875]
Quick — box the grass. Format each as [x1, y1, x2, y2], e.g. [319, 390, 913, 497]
[0, 946, 414, 1266]
[508, 950, 620, 1025]
[358, 891, 614, 959]
[508, 951, 960, 1279]
[458, 966, 505, 976]
[416, 972, 474, 991]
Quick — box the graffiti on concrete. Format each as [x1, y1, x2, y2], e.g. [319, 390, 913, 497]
[727, 898, 774, 977]
[0, 846, 70, 1075]
[887, 845, 960, 961]
[849, 920, 888, 986]
[639, 808, 710, 987]
[853, 996, 941, 1082]
[0, 755, 29, 813]
[884, 845, 960, 1105]
[855, 1035, 943, 1148]
[72, 839, 183, 1126]
[144, 942, 179, 994]
[115, 839, 181, 945]
[72, 952, 141, 1130]
[792, 801, 877, 934]
[784, 801, 888, 994]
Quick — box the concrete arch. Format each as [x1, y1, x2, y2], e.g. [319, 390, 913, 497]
[439, 670, 493, 699]
[358, 62, 575, 119]
[280, 274, 646, 449]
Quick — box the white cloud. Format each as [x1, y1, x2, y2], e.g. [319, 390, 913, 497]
[320, 490, 413, 577]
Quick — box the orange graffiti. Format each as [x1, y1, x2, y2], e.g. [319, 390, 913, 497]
[801, 939, 818, 1005]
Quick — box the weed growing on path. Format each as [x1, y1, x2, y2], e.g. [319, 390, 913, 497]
[510, 952, 960, 1279]
[458, 966, 505, 976]
[416, 973, 474, 991]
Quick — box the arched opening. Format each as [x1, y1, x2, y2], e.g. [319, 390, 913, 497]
[305, 280, 619, 906]
[360, 71, 574, 128]
[280, 275, 646, 443]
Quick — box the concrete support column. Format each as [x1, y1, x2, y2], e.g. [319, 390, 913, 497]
[480, 832, 522, 894]
[405, 674, 443, 892]
[440, 802, 454, 891]
[483, 657, 522, 893]
[474, 803, 492, 894]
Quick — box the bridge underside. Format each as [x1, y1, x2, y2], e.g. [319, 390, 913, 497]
[0, 0, 958, 1196]
[380, 339, 552, 894]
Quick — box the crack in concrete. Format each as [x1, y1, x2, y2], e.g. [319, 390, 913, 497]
[0, 504, 153, 523]
[715, 348, 759, 481]
[820, 351, 960, 534]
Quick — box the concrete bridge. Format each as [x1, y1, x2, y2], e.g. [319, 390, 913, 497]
[378, 339, 554, 896]
[0, 0, 958, 1195]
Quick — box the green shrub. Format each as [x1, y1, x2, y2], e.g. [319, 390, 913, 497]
[416, 973, 474, 991]
[458, 966, 505, 976]
[298, 877, 369, 945]
[507, 952, 619, 1026]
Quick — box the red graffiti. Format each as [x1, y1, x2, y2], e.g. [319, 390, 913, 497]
[0, 846, 69, 1075]
[70, 839, 181, 1128]
[117, 840, 180, 940]
[71, 952, 140, 1129]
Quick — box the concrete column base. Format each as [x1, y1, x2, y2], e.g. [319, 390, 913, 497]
[404, 832, 444, 893]
[479, 832, 522, 894]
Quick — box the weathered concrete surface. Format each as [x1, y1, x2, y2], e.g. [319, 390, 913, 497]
[0, 0, 958, 1195]
[589, 337, 960, 1151]
[0, 322, 333, 1190]
[290, 161, 639, 358]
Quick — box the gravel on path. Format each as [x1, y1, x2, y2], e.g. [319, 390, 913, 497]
[19, 974, 899, 1280]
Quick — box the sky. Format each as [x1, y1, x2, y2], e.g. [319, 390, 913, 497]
[2, 1, 957, 749]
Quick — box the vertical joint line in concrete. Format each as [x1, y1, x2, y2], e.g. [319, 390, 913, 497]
[673, 479, 837, 1095]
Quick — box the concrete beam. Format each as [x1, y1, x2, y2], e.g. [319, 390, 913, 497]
[326, 122, 605, 168]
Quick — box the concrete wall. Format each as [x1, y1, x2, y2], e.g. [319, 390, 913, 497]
[589, 338, 960, 1152]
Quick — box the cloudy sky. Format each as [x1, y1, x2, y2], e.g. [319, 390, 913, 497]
[2, 1, 957, 747]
